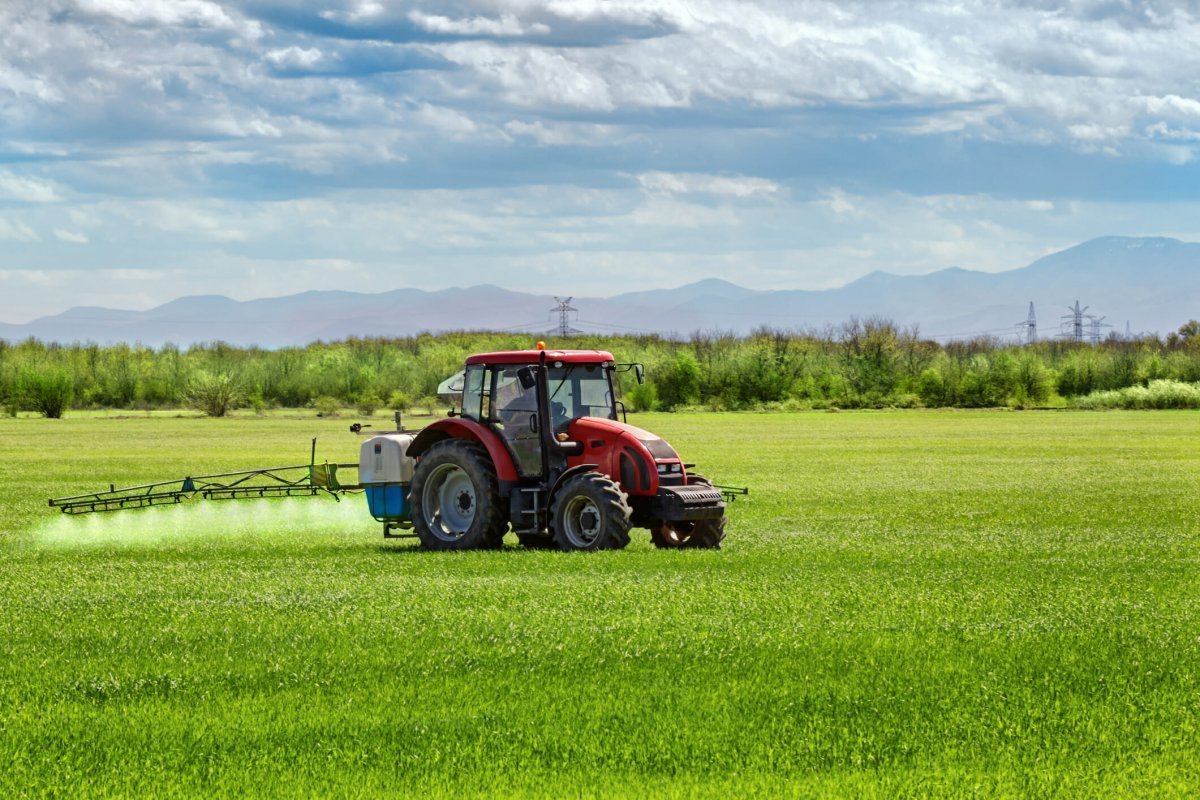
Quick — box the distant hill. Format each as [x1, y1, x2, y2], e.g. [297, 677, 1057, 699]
[2, 236, 1196, 346]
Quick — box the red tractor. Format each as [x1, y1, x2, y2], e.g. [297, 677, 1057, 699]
[405, 347, 728, 551]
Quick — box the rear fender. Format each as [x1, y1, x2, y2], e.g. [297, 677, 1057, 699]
[406, 418, 519, 482]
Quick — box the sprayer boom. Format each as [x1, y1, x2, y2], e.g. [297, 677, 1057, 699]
[49, 463, 359, 515]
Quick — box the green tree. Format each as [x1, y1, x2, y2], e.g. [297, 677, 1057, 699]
[188, 372, 241, 417]
[19, 366, 74, 418]
[658, 351, 701, 410]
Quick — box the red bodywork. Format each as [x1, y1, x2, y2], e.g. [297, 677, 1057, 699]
[565, 417, 683, 497]
[408, 417, 520, 481]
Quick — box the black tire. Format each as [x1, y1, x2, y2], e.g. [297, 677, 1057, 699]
[410, 439, 507, 550]
[516, 532, 556, 550]
[649, 473, 727, 550]
[549, 472, 632, 551]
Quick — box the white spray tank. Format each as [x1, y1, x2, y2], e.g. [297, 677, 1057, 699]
[358, 432, 416, 522]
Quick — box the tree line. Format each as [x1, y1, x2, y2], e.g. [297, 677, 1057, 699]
[3, 320, 1200, 418]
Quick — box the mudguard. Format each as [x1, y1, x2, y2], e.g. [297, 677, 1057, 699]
[548, 463, 600, 506]
[407, 418, 520, 482]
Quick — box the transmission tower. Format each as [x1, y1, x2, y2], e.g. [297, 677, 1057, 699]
[549, 296, 582, 337]
[1087, 315, 1112, 344]
[1061, 300, 1089, 342]
[1015, 301, 1037, 344]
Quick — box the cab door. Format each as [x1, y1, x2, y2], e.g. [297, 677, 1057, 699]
[490, 366, 544, 479]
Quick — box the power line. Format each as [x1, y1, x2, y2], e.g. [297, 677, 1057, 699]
[575, 319, 658, 334]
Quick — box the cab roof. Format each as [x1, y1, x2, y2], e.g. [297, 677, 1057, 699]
[465, 349, 615, 366]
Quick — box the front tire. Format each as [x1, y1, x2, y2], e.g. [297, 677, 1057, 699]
[550, 473, 632, 551]
[410, 440, 506, 550]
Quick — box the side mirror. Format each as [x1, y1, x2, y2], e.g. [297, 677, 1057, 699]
[634, 364, 645, 385]
[517, 366, 538, 391]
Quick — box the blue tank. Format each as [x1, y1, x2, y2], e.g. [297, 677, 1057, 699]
[365, 484, 410, 522]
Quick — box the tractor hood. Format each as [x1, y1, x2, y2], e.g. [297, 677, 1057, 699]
[569, 417, 680, 461]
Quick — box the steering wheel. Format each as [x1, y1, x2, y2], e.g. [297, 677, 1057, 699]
[551, 400, 568, 427]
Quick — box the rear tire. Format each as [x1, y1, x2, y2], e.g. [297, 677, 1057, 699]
[550, 472, 631, 551]
[410, 439, 507, 550]
[649, 473, 726, 550]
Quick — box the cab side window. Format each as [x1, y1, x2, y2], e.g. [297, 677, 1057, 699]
[461, 366, 487, 421]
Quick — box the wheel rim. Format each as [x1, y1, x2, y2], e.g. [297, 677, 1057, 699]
[657, 521, 694, 546]
[421, 463, 476, 541]
[561, 495, 603, 548]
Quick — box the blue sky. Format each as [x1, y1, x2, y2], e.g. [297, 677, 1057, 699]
[2, 0, 1200, 322]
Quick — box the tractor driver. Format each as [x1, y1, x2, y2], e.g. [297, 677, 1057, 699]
[493, 371, 537, 429]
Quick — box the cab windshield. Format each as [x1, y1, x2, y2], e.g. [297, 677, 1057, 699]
[547, 363, 616, 428]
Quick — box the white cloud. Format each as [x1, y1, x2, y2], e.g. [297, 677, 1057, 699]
[821, 188, 859, 217]
[503, 119, 623, 146]
[409, 11, 549, 37]
[412, 104, 479, 135]
[1145, 121, 1200, 141]
[1067, 122, 1130, 142]
[0, 217, 39, 242]
[265, 46, 328, 71]
[52, 228, 89, 243]
[0, 170, 60, 203]
[346, 1, 385, 22]
[74, 0, 263, 38]
[320, 1, 385, 24]
[1140, 94, 1200, 118]
[636, 172, 781, 198]
[73, 0, 262, 38]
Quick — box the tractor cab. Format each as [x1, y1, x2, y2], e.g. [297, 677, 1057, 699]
[457, 350, 620, 479]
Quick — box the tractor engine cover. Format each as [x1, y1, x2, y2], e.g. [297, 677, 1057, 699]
[566, 417, 684, 497]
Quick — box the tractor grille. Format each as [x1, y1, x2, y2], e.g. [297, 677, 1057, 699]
[650, 485, 725, 521]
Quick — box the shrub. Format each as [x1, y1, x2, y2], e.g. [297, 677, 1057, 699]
[416, 395, 443, 415]
[356, 392, 383, 415]
[1073, 380, 1200, 410]
[916, 368, 948, 407]
[627, 382, 660, 412]
[387, 389, 412, 412]
[19, 367, 74, 418]
[247, 390, 267, 415]
[314, 396, 340, 417]
[658, 351, 701, 409]
[187, 371, 241, 417]
[1013, 353, 1055, 406]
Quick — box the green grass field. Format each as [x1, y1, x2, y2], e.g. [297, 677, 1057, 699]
[2, 411, 1199, 797]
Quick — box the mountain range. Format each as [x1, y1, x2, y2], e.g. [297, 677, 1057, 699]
[2, 236, 1195, 346]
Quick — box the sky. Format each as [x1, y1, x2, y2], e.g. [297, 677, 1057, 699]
[2, 0, 1200, 322]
